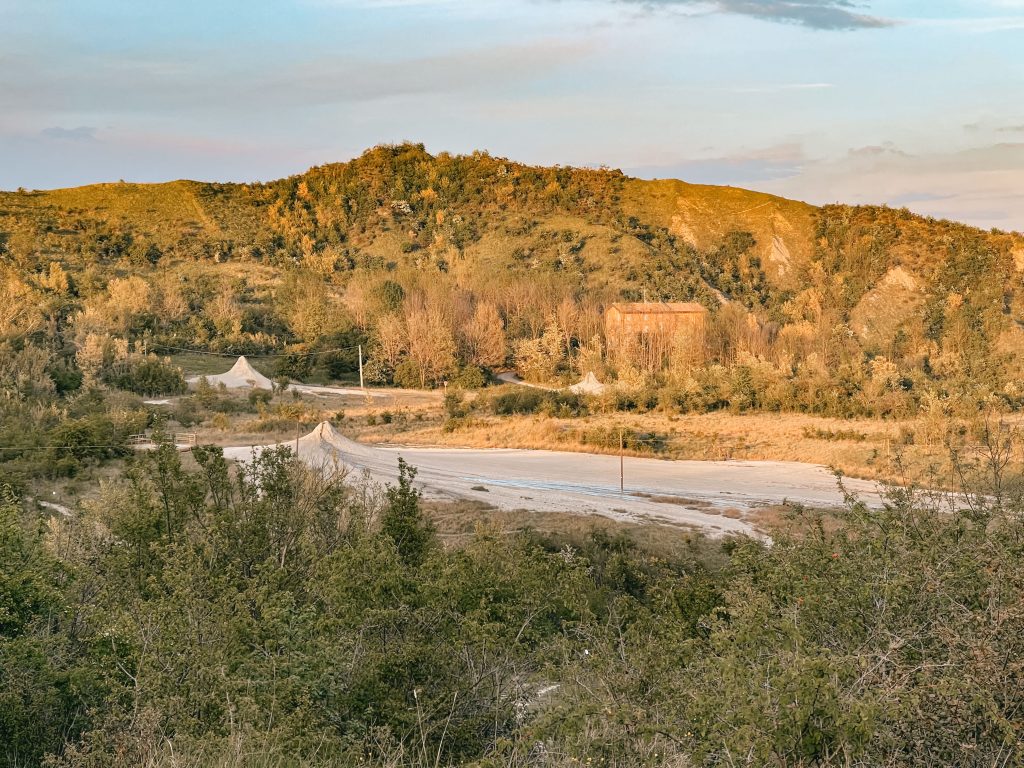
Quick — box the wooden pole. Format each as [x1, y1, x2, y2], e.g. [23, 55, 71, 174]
[619, 428, 624, 494]
[295, 420, 300, 456]
[358, 344, 364, 390]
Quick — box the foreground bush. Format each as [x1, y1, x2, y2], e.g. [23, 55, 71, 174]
[13, 427, 1024, 766]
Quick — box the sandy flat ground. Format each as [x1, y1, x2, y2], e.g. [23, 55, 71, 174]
[290, 383, 393, 398]
[223, 423, 882, 537]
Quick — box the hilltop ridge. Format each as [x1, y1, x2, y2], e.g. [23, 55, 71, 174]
[4, 142, 1024, 415]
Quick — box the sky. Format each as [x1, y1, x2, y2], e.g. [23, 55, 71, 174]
[1, 0, 1023, 231]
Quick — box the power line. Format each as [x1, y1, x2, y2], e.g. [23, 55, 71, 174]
[146, 343, 363, 359]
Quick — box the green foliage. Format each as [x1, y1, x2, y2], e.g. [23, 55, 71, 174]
[380, 458, 434, 567]
[100, 355, 186, 396]
[487, 387, 590, 418]
[248, 387, 273, 408]
[0, 487, 100, 768]
[11, 424, 1024, 766]
[450, 364, 487, 390]
[392, 359, 423, 389]
[489, 387, 546, 415]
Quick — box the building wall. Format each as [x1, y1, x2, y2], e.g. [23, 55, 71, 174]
[605, 305, 708, 353]
[604, 304, 708, 372]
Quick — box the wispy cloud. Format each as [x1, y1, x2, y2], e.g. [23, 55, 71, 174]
[627, 143, 806, 184]
[0, 39, 594, 115]
[759, 141, 1024, 232]
[732, 82, 834, 93]
[39, 126, 97, 142]
[606, 0, 893, 30]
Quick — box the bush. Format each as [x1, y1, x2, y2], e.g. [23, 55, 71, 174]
[248, 388, 273, 409]
[46, 359, 83, 394]
[451, 365, 487, 390]
[362, 358, 390, 385]
[46, 413, 133, 475]
[490, 387, 545, 415]
[393, 359, 423, 389]
[542, 391, 589, 418]
[275, 353, 313, 381]
[444, 391, 467, 418]
[101, 355, 186, 396]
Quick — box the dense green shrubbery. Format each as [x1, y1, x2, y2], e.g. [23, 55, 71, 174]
[0, 344, 149, 482]
[450, 364, 487, 390]
[490, 387, 546, 415]
[488, 387, 589, 417]
[100, 354, 187, 396]
[12, 431, 1024, 766]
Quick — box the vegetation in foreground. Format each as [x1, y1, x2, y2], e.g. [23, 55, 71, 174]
[4, 425, 1024, 766]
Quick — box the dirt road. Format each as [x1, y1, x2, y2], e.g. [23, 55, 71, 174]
[222, 423, 881, 537]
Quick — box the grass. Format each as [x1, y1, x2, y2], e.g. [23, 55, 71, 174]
[366, 407, 963, 485]
[423, 499, 733, 569]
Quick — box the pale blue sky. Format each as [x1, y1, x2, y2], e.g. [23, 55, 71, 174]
[1, 0, 1022, 229]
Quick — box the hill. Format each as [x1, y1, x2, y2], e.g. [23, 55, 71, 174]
[3, 142, 1024, 418]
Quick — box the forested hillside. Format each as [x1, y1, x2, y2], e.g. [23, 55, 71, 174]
[3, 142, 1024, 421]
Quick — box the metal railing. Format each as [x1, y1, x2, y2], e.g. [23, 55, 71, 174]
[128, 432, 197, 447]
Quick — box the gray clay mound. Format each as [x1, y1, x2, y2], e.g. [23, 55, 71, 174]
[187, 356, 274, 390]
[568, 371, 606, 395]
[293, 421, 378, 473]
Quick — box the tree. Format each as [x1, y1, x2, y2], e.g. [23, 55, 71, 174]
[0, 486, 93, 767]
[373, 313, 408, 371]
[405, 307, 457, 387]
[462, 302, 506, 369]
[380, 458, 434, 567]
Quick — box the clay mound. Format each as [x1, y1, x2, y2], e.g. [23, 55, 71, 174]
[187, 356, 273, 390]
[294, 422, 378, 470]
[568, 371, 607, 395]
[307, 421, 377, 457]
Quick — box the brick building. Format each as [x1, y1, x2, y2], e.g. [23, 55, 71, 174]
[605, 302, 708, 365]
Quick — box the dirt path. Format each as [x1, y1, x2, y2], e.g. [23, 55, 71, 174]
[223, 423, 882, 537]
[495, 372, 556, 391]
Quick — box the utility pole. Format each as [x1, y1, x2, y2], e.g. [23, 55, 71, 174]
[295, 420, 300, 457]
[358, 344, 364, 390]
[619, 428, 624, 494]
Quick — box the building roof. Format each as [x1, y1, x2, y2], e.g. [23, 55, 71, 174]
[608, 301, 708, 315]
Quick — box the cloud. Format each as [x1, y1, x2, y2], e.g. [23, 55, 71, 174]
[609, 0, 893, 29]
[627, 143, 806, 185]
[38, 126, 97, 142]
[757, 142, 1024, 232]
[731, 82, 834, 93]
[0, 39, 594, 117]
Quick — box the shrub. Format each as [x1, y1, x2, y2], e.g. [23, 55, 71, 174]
[542, 391, 589, 418]
[46, 413, 132, 475]
[451, 365, 487, 390]
[362, 358, 391, 385]
[444, 391, 467, 419]
[46, 359, 83, 394]
[275, 353, 313, 381]
[802, 426, 869, 442]
[490, 388, 545, 415]
[248, 388, 273, 409]
[102, 355, 187, 396]
[393, 360, 423, 389]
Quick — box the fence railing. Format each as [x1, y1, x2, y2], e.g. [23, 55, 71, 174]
[128, 432, 198, 447]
